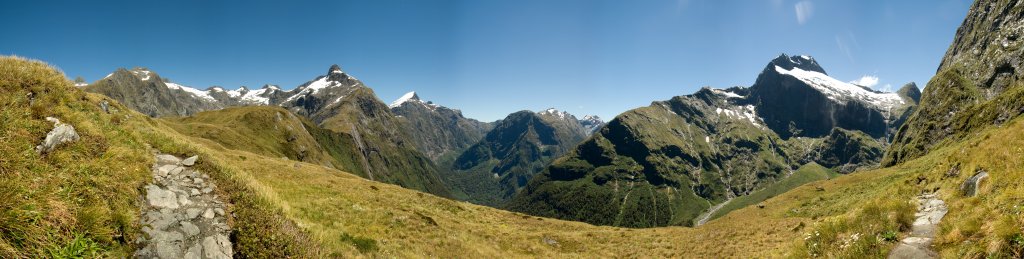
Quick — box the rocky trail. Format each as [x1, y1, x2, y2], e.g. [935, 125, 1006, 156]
[135, 152, 233, 258]
[888, 193, 947, 259]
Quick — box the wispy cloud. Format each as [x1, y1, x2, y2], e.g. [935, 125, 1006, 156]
[795, 1, 814, 25]
[835, 35, 854, 63]
[849, 75, 879, 88]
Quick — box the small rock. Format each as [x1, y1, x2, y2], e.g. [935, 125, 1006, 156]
[100, 101, 110, 114]
[194, 178, 204, 184]
[214, 208, 225, 216]
[34, 117, 80, 154]
[184, 244, 202, 259]
[202, 187, 212, 194]
[156, 240, 183, 259]
[190, 188, 201, 196]
[202, 234, 232, 259]
[203, 208, 215, 219]
[542, 236, 559, 247]
[150, 213, 179, 231]
[180, 221, 200, 237]
[181, 155, 198, 166]
[146, 185, 179, 209]
[155, 165, 177, 177]
[170, 166, 184, 176]
[156, 154, 181, 165]
[186, 208, 202, 219]
[177, 194, 191, 206]
[960, 170, 989, 197]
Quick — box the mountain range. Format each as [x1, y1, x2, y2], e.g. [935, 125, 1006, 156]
[10, 1, 1024, 256]
[508, 54, 919, 227]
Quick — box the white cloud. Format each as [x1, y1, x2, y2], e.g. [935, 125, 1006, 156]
[881, 84, 893, 92]
[795, 1, 814, 25]
[849, 75, 879, 88]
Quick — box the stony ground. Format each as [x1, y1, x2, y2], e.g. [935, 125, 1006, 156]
[135, 152, 233, 258]
[888, 193, 947, 259]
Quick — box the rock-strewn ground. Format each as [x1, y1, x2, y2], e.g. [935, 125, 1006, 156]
[888, 193, 947, 259]
[135, 152, 233, 258]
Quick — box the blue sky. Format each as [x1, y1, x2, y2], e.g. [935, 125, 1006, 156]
[1, 0, 971, 121]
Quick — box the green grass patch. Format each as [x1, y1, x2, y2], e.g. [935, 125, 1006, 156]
[709, 162, 836, 221]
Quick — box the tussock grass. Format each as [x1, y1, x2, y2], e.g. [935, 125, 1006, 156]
[0, 56, 151, 257]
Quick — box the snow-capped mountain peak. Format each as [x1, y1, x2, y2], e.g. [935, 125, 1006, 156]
[579, 115, 605, 134]
[388, 91, 442, 111]
[538, 108, 571, 120]
[389, 91, 420, 108]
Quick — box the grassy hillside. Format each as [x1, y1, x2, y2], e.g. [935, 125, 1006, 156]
[0, 56, 153, 257]
[161, 106, 365, 175]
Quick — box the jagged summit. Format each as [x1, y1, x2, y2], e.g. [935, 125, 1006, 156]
[326, 64, 355, 82]
[768, 54, 826, 74]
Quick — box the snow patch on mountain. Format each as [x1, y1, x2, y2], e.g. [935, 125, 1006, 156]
[239, 87, 275, 105]
[389, 91, 419, 108]
[131, 70, 152, 81]
[774, 66, 904, 109]
[226, 88, 245, 98]
[166, 82, 216, 102]
[716, 105, 765, 128]
[711, 88, 743, 99]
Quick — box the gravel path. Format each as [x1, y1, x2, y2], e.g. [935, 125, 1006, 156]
[888, 193, 947, 259]
[695, 198, 732, 226]
[135, 152, 233, 258]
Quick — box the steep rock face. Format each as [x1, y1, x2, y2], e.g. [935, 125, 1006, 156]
[447, 110, 588, 206]
[884, 0, 1024, 165]
[389, 91, 492, 160]
[749, 55, 907, 139]
[509, 54, 915, 228]
[83, 68, 224, 117]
